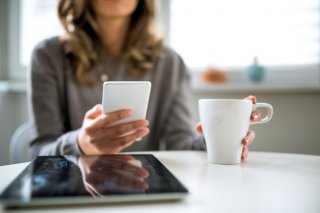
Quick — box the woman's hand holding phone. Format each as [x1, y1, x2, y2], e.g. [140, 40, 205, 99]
[78, 104, 150, 155]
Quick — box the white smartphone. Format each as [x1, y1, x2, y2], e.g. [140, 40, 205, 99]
[102, 81, 151, 126]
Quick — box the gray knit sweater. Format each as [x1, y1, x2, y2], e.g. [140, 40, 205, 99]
[28, 37, 205, 157]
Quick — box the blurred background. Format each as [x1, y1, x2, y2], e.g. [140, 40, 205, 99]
[0, 0, 319, 165]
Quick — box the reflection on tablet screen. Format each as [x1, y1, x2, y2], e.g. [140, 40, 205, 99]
[0, 154, 188, 207]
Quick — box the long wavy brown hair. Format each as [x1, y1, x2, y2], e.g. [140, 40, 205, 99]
[58, 0, 163, 86]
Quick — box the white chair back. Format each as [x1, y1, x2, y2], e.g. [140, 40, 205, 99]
[9, 122, 32, 164]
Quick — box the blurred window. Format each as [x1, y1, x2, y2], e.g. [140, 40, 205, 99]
[169, 0, 320, 69]
[20, 0, 62, 67]
[12, 0, 320, 84]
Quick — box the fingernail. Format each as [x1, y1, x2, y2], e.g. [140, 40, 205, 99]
[135, 137, 142, 142]
[143, 120, 149, 126]
[244, 138, 250, 145]
[139, 128, 149, 137]
[126, 109, 133, 116]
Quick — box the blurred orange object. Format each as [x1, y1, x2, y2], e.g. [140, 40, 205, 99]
[201, 68, 227, 84]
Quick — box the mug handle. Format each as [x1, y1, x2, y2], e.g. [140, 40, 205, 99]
[251, 103, 273, 125]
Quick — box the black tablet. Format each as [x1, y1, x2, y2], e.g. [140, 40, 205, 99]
[0, 154, 188, 207]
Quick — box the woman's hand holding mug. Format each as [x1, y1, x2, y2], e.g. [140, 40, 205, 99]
[196, 95, 273, 164]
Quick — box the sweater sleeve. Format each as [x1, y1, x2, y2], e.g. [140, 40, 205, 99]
[27, 39, 83, 157]
[161, 54, 206, 151]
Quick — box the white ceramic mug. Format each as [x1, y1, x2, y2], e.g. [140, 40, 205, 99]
[199, 99, 273, 164]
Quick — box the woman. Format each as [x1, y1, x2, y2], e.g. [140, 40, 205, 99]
[28, 0, 257, 159]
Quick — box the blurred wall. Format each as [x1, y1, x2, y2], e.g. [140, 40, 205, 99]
[0, 92, 28, 166]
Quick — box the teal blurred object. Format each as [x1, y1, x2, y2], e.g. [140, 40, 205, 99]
[245, 57, 266, 83]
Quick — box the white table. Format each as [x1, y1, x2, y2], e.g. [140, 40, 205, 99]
[0, 151, 320, 213]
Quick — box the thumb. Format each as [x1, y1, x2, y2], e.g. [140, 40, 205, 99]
[85, 104, 103, 119]
[244, 95, 257, 104]
[196, 122, 203, 133]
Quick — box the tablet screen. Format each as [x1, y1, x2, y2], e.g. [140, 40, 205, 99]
[0, 155, 188, 207]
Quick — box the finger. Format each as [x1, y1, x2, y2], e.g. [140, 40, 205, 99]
[125, 164, 150, 178]
[242, 130, 256, 146]
[114, 163, 150, 178]
[104, 109, 134, 126]
[92, 156, 136, 169]
[94, 156, 150, 178]
[85, 184, 102, 197]
[250, 111, 262, 122]
[115, 173, 149, 190]
[241, 146, 248, 161]
[97, 128, 150, 153]
[103, 171, 149, 191]
[105, 120, 149, 137]
[116, 128, 150, 149]
[100, 120, 149, 139]
[85, 109, 134, 133]
[85, 104, 103, 119]
[103, 155, 135, 161]
[84, 114, 109, 133]
[196, 122, 203, 133]
[127, 161, 150, 177]
[244, 95, 257, 104]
